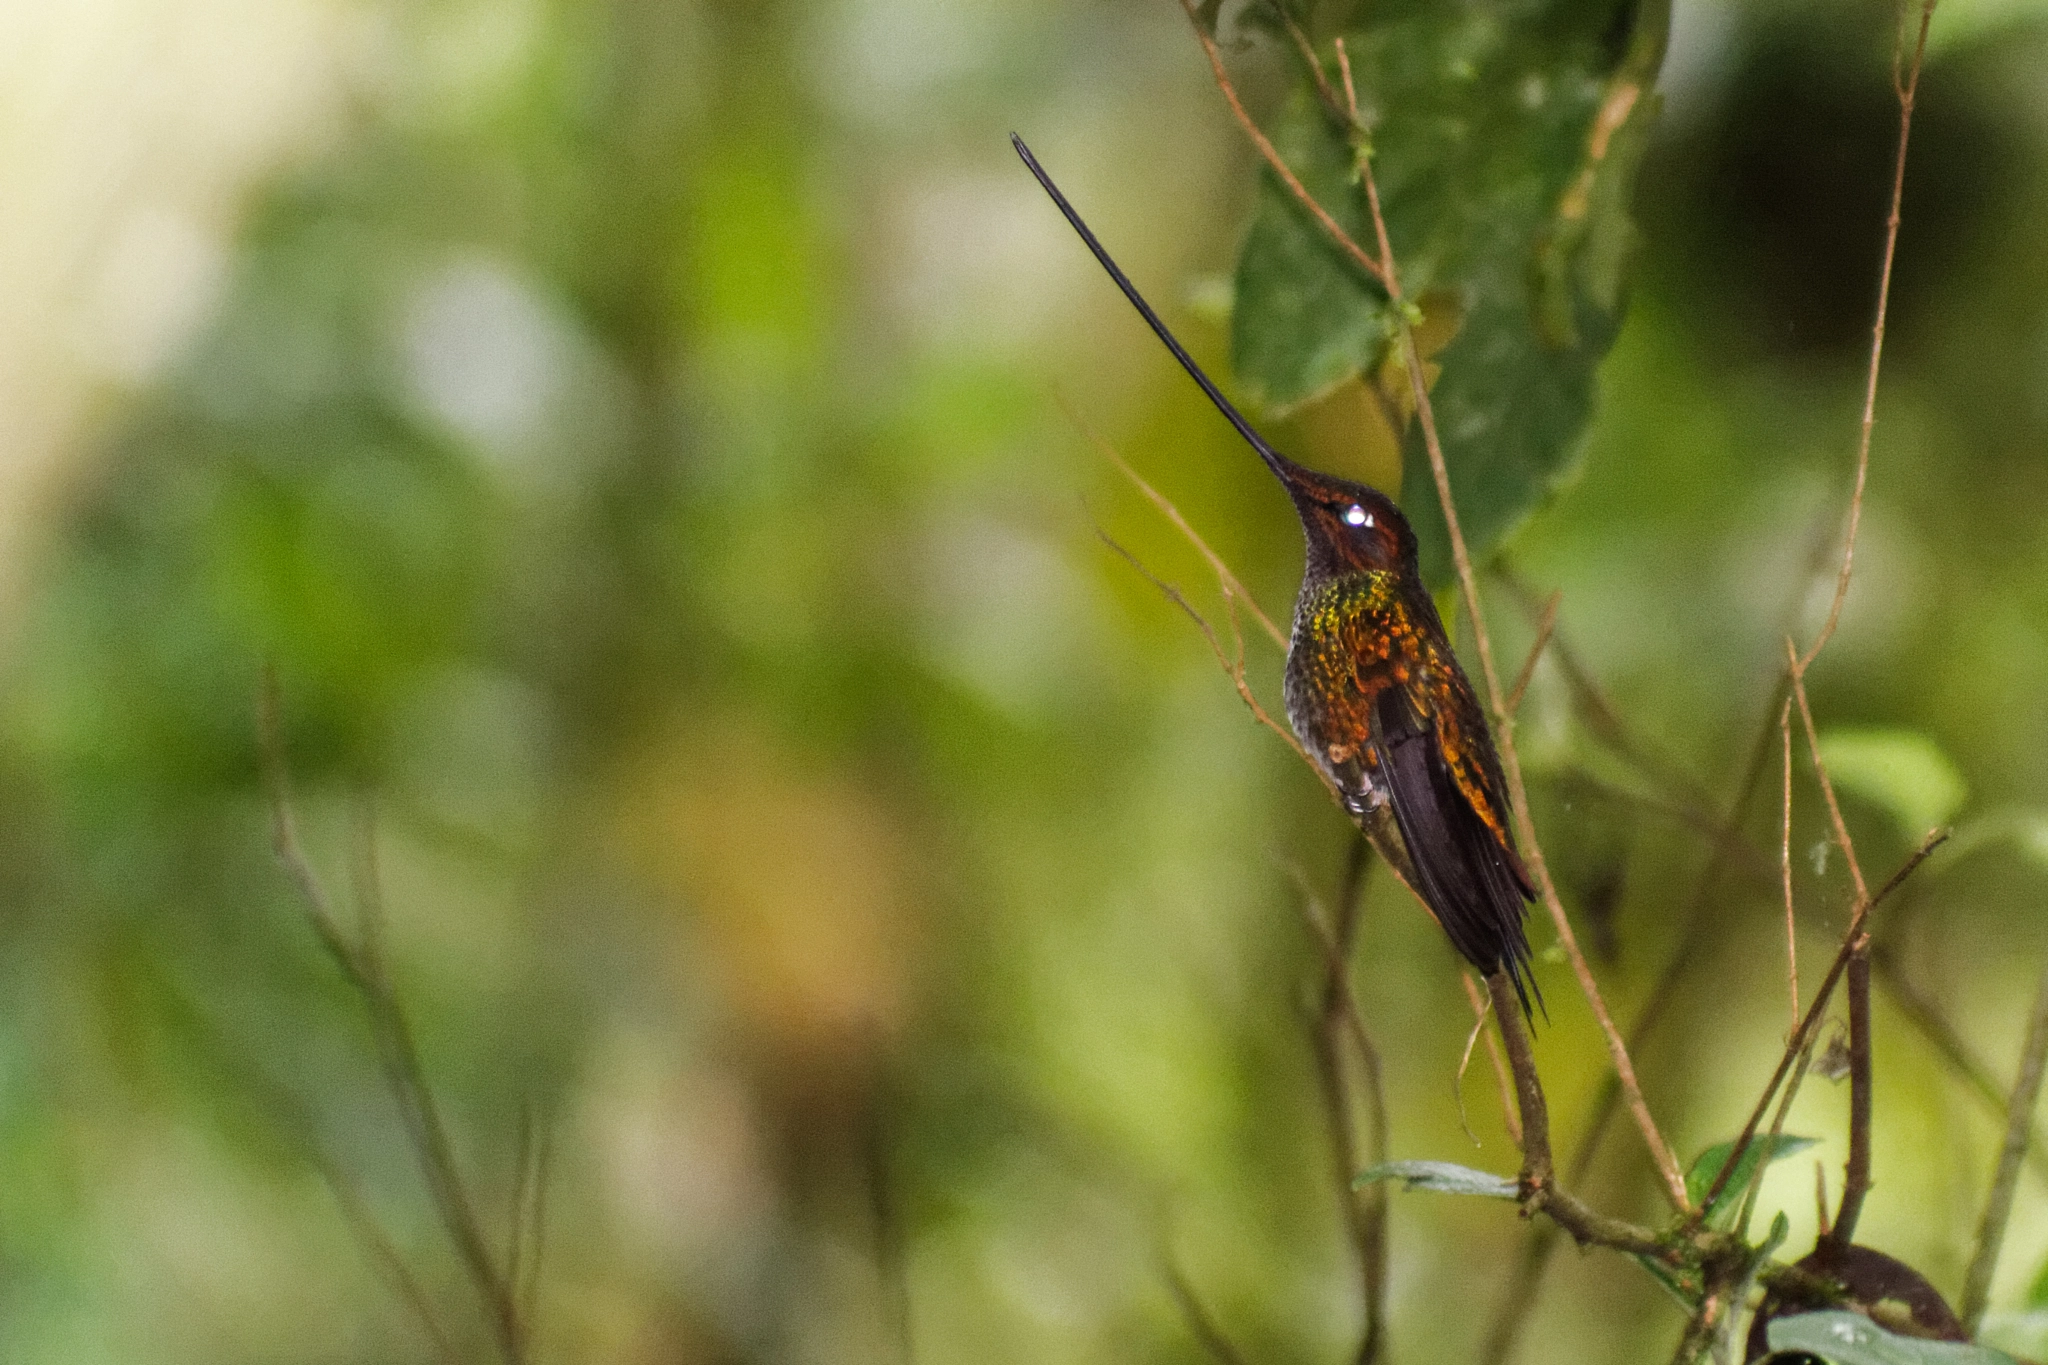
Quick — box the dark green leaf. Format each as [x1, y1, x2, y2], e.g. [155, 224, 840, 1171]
[1230, 0, 1671, 584]
[1684, 1134, 1818, 1227]
[1766, 1311, 2019, 1364]
[1354, 1159, 1518, 1199]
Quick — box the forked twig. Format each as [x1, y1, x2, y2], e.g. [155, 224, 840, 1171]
[259, 675, 529, 1365]
[1094, 524, 1315, 775]
[1178, 1, 1388, 290]
[1697, 830, 1947, 1218]
[1066, 396, 1287, 650]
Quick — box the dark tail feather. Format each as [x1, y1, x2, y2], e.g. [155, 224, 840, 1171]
[1373, 697, 1543, 1023]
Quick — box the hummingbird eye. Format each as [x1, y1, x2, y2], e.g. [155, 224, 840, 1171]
[1343, 504, 1373, 528]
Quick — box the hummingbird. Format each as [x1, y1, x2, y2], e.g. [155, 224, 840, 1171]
[1014, 135, 1540, 1016]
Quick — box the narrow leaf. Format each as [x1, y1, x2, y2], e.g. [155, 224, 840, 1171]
[1354, 1159, 1517, 1199]
[1684, 1134, 1817, 1226]
[1767, 1311, 2019, 1364]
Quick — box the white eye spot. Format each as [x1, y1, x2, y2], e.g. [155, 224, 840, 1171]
[1344, 504, 1372, 528]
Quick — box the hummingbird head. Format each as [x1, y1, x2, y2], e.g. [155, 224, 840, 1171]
[1268, 456, 1416, 579]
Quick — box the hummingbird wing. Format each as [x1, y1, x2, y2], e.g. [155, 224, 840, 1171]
[1371, 681, 1541, 1018]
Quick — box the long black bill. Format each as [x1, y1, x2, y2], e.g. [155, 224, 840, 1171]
[1012, 133, 1296, 484]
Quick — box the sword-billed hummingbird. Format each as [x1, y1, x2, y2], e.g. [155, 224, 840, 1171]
[1014, 135, 1539, 1015]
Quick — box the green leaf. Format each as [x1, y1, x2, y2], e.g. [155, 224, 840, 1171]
[1230, 0, 1671, 585]
[1817, 728, 1969, 842]
[1230, 90, 1390, 415]
[1766, 1311, 2019, 1364]
[1354, 1160, 1518, 1199]
[1684, 1134, 1817, 1227]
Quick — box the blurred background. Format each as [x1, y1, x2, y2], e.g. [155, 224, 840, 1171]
[5, 0, 2048, 1361]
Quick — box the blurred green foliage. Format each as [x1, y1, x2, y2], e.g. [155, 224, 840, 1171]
[4, 1, 2048, 1363]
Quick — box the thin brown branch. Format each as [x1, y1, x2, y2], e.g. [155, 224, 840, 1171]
[1736, 1016, 1824, 1241]
[1505, 590, 1561, 719]
[1175, 0, 1388, 288]
[1488, 969, 1552, 1189]
[1959, 929, 2048, 1332]
[1788, 644, 1870, 906]
[1165, 1261, 1257, 1365]
[1781, 697, 1799, 1039]
[1299, 838, 1391, 1364]
[1799, 0, 1935, 670]
[1068, 398, 1287, 649]
[1268, 1, 1347, 130]
[1462, 971, 1520, 1147]
[257, 670, 370, 994]
[1333, 35, 1360, 125]
[259, 688, 525, 1365]
[519, 1114, 552, 1337]
[1827, 950, 1876, 1249]
[349, 809, 527, 1365]
[1094, 524, 1317, 774]
[1697, 829, 1948, 1218]
[189, 990, 463, 1365]
[1786, 642, 1879, 1244]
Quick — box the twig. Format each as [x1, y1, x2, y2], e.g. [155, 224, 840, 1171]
[259, 681, 525, 1365]
[1333, 36, 1359, 125]
[1797, 0, 1935, 671]
[1165, 1261, 1257, 1365]
[1269, 2, 1347, 132]
[1781, 698, 1800, 1039]
[1788, 644, 1870, 907]
[1093, 524, 1316, 773]
[1697, 830, 1947, 1217]
[1175, 0, 1388, 289]
[1736, 1019, 1825, 1242]
[1505, 590, 1561, 719]
[1068, 398, 1287, 649]
[185, 991, 464, 1365]
[1787, 643, 1878, 1243]
[1959, 930, 2048, 1332]
[1488, 969, 1552, 1189]
[1461, 971, 1520, 1147]
[517, 1112, 552, 1337]
[348, 807, 528, 1365]
[1295, 839, 1392, 1363]
[1827, 950, 1874, 1248]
